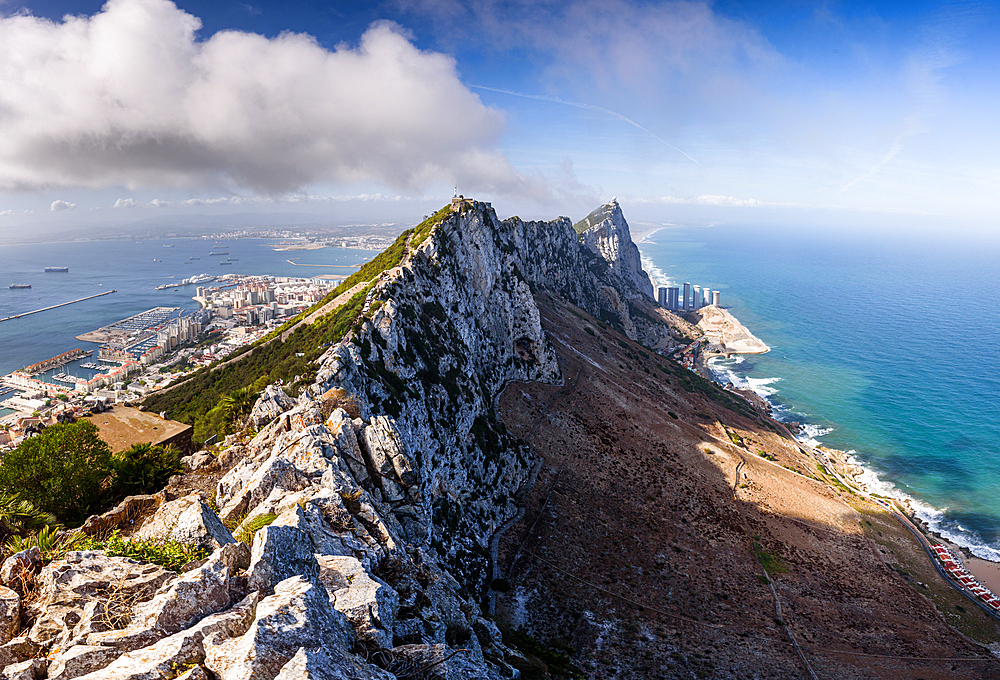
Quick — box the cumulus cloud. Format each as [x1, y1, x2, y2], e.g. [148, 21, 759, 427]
[50, 200, 77, 211]
[0, 0, 524, 195]
[0, 209, 15, 216]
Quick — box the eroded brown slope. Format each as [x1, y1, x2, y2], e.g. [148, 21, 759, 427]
[495, 291, 1000, 679]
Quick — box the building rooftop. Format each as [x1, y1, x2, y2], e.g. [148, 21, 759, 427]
[84, 406, 192, 453]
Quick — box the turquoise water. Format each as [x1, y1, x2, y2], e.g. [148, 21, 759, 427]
[639, 226, 1000, 560]
[0, 238, 376, 401]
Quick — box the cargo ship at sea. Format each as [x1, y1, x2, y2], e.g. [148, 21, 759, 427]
[9, 284, 31, 289]
[44, 266, 69, 273]
[209, 252, 229, 256]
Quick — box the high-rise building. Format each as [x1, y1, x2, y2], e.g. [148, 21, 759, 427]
[683, 282, 691, 310]
[693, 286, 701, 310]
[197, 286, 206, 298]
[667, 287, 679, 310]
[712, 290, 720, 306]
[657, 287, 668, 307]
[703, 285, 711, 307]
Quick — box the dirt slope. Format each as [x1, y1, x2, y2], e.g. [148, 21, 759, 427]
[494, 291, 1000, 679]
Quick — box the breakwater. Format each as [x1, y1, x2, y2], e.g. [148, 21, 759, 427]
[0, 289, 117, 323]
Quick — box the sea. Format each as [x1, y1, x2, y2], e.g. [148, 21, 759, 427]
[0, 237, 376, 416]
[638, 224, 1000, 562]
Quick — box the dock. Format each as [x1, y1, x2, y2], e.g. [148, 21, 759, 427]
[0, 290, 117, 324]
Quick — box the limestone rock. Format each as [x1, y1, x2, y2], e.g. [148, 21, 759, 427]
[326, 409, 369, 484]
[245, 525, 318, 596]
[0, 636, 40, 668]
[47, 644, 123, 680]
[180, 451, 214, 471]
[74, 593, 259, 680]
[28, 552, 176, 647]
[78, 496, 162, 538]
[391, 644, 497, 680]
[204, 576, 355, 680]
[1, 659, 46, 680]
[249, 385, 295, 429]
[132, 549, 231, 636]
[574, 198, 654, 299]
[317, 556, 397, 650]
[135, 494, 234, 551]
[274, 647, 394, 680]
[0, 547, 42, 590]
[0, 585, 19, 644]
[175, 667, 209, 680]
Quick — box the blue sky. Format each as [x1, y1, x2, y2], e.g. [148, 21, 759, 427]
[0, 0, 998, 237]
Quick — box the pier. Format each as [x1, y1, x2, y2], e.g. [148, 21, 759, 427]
[0, 289, 117, 324]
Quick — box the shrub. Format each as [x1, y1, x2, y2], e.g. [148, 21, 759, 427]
[4, 526, 84, 563]
[109, 443, 182, 501]
[78, 530, 209, 572]
[0, 421, 112, 526]
[234, 513, 277, 545]
[0, 492, 59, 544]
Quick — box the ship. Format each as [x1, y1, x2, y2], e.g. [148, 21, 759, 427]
[227, 258, 239, 261]
[219, 262, 232, 266]
[209, 252, 229, 256]
[190, 257, 200, 260]
[44, 267, 69, 273]
[9, 284, 31, 289]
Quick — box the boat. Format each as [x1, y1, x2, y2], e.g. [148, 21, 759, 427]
[163, 244, 174, 248]
[227, 258, 238, 261]
[44, 267, 69, 273]
[9, 284, 31, 289]
[209, 252, 229, 256]
[152, 258, 161, 262]
[190, 257, 200, 260]
[219, 262, 232, 266]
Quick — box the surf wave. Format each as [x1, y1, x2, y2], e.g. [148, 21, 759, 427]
[796, 423, 833, 447]
[845, 453, 1000, 561]
[639, 252, 673, 289]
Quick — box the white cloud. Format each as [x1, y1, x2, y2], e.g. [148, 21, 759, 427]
[0, 0, 524, 195]
[50, 199, 76, 211]
[635, 195, 767, 207]
[0, 209, 14, 216]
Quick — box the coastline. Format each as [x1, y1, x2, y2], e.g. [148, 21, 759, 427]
[692, 304, 1000, 597]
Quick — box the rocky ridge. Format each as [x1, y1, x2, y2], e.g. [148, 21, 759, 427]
[0, 200, 688, 679]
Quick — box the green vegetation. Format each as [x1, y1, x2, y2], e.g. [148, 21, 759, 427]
[5, 525, 83, 563]
[752, 537, 788, 575]
[234, 512, 277, 545]
[79, 530, 209, 572]
[0, 421, 182, 527]
[0, 494, 59, 546]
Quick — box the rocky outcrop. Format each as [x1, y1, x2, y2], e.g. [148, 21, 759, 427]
[135, 495, 235, 551]
[574, 198, 655, 299]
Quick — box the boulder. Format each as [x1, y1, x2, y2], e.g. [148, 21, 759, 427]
[175, 667, 210, 680]
[132, 548, 232, 636]
[326, 410, 369, 484]
[0, 585, 19, 644]
[180, 451, 214, 471]
[1, 659, 46, 680]
[204, 576, 355, 680]
[0, 636, 41, 668]
[74, 593, 259, 680]
[78, 496, 162, 538]
[47, 644, 123, 680]
[274, 647, 394, 680]
[134, 495, 234, 551]
[249, 385, 296, 429]
[0, 547, 42, 590]
[28, 552, 176, 648]
[317, 556, 397, 650]
[245, 525, 318, 596]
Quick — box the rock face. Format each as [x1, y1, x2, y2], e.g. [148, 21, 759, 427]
[574, 198, 655, 299]
[17, 200, 666, 679]
[135, 494, 235, 551]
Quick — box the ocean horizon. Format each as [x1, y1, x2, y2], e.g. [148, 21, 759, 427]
[639, 223, 1000, 562]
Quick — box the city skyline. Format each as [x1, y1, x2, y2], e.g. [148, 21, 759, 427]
[1, 0, 999, 240]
